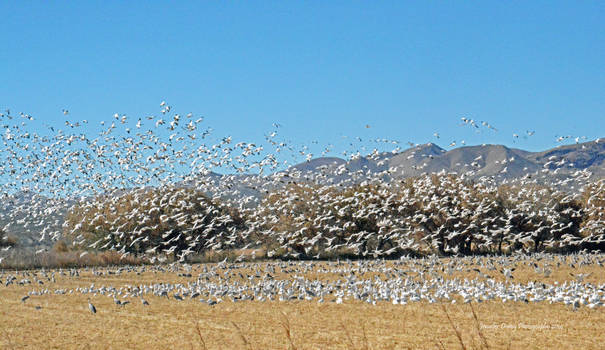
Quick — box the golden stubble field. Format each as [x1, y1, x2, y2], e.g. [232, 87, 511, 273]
[2, 255, 605, 350]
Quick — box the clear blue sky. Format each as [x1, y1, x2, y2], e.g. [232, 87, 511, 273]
[1, 1, 603, 156]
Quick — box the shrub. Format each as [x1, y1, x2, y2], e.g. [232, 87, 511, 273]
[0, 230, 17, 248]
[62, 186, 246, 260]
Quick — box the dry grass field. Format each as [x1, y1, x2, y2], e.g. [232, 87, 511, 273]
[2, 255, 605, 350]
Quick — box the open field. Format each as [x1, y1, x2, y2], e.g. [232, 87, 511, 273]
[2, 254, 605, 349]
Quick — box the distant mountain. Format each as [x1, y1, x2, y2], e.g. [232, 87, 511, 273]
[174, 139, 604, 200]
[288, 139, 605, 187]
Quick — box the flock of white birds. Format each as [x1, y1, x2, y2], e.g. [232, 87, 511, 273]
[0, 103, 603, 266]
[0, 103, 604, 316]
[6, 253, 605, 313]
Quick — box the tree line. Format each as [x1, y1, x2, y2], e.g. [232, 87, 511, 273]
[61, 175, 605, 260]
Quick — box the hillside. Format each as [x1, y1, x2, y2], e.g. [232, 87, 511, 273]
[288, 139, 605, 187]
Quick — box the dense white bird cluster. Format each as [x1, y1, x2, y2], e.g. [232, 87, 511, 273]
[249, 175, 598, 259]
[0, 105, 603, 264]
[7, 253, 605, 311]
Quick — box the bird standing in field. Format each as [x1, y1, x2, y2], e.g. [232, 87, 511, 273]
[88, 298, 96, 314]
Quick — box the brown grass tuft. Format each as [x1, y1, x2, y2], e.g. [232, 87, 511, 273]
[361, 322, 370, 350]
[441, 304, 467, 350]
[231, 321, 253, 350]
[280, 312, 297, 350]
[340, 321, 357, 350]
[469, 303, 490, 350]
[194, 322, 208, 350]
